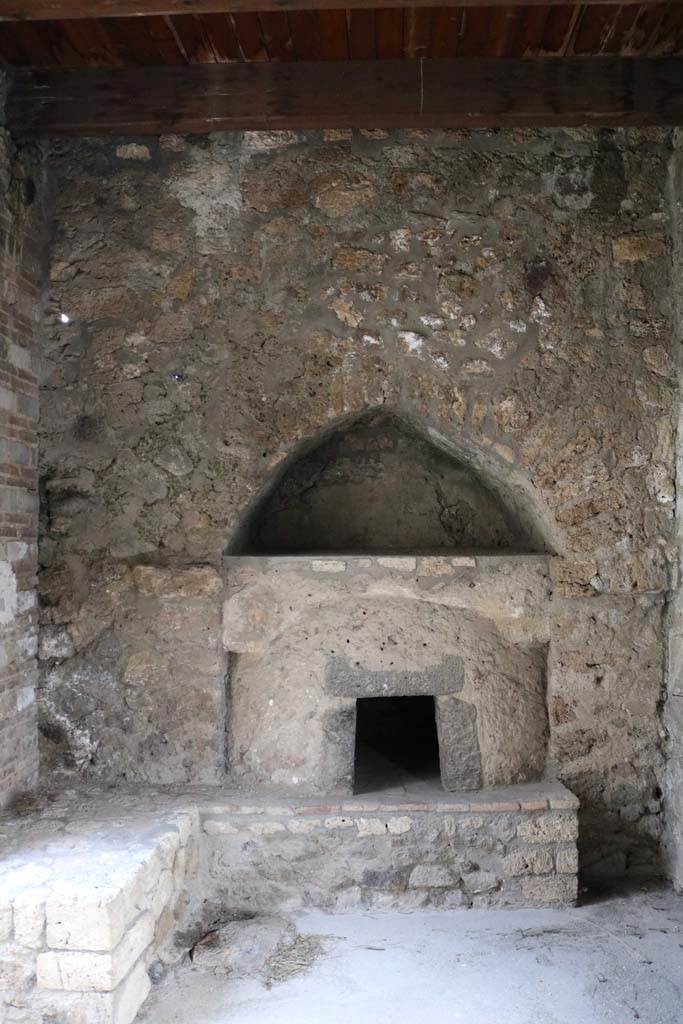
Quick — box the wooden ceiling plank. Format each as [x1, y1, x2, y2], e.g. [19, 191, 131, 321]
[429, 7, 463, 56]
[485, 6, 528, 56]
[288, 10, 322, 59]
[101, 14, 167, 62]
[404, 7, 432, 57]
[0, 24, 34, 64]
[257, 11, 296, 59]
[347, 8, 376, 58]
[505, 5, 551, 56]
[317, 9, 349, 58]
[0, 0, 672, 18]
[375, 8, 404, 56]
[637, 3, 672, 51]
[169, 13, 219, 60]
[142, 14, 187, 62]
[231, 12, 268, 59]
[539, 3, 580, 54]
[8, 57, 683, 133]
[455, 7, 493, 56]
[647, 4, 683, 54]
[196, 12, 242, 59]
[58, 19, 126, 65]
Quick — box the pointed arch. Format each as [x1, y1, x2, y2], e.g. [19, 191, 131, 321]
[228, 408, 563, 556]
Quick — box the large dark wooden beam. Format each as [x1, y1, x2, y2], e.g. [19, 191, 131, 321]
[0, 0, 670, 18]
[7, 58, 683, 134]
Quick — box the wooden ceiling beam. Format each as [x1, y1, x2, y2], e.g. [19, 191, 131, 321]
[7, 58, 683, 134]
[0, 0, 672, 20]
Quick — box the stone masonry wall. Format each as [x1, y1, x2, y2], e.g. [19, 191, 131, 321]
[0, 81, 47, 809]
[38, 128, 677, 881]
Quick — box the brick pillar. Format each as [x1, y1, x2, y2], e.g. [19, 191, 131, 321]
[0, 96, 47, 807]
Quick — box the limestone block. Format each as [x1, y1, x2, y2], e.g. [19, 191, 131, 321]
[39, 625, 75, 660]
[387, 817, 412, 835]
[111, 959, 151, 1024]
[461, 870, 500, 894]
[356, 818, 385, 836]
[409, 865, 453, 888]
[155, 830, 183, 872]
[521, 875, 577, 904]
[37, 912, 155, 992]
[326, 654, 464, 698]
[57, 960, 152, 1024]
[203, 818, 239, 835]
[0, 905, 11, 942]
[222, 588, 279, 653]
[172, 846, 187, 888]
[47, 887, 130, 952]
[132, 565, 222, 598]
[170, 810, 197, 848]
[0, 952, 35, 991]
[311, 560, 346, 573]
[150, 871, 173, 920]
[516, 814, 578, 844]
[435, 695, 482, 790]
[555, 845, 579, 874]
[612, 234, 665, 263]
[504, 848, 554, 876]
[376, 557, 416, 572]
[13, 888, 46, 948]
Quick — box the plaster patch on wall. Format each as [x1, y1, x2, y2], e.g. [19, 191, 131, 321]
[167, 143, 241, 239]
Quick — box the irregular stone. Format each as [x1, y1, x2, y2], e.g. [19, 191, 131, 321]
[132, 566, 222, 598]
[409, 864, 453, 888]
[612, 235, 666, 263]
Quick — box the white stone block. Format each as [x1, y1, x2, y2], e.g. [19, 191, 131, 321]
[47, 887, 130, 952]
[0, 904, 11, 942]
[409, 865, 453, 888]
[249, 821, 285, 835]
[172, 847, 187, 888]
[149, 871, 173, 921]
[171, 811, 197, 847]
[0, 953, 34, 991]
[377, 557, 417, 572]
[155, 832, 181, 873]
[13, 888, 46, 948]
[287, 819, 321, 834]
[387, 817, 412, 835]
[356, 818, 385, 836]
[203, 818, 239, 835]
[111, 959, 152, 1024]
[45, 961, 152, 1024]
[311, 559, 346, 573]
[38, 912, 155, 992]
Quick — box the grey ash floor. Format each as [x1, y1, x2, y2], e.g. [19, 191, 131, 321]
[139, 887, 683, 1024]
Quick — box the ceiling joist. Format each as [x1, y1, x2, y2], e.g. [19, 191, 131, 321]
[0, 0, 669, 19]
[7, 57, 683, 134]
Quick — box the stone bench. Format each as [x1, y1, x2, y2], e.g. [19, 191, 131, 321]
[0, 807, 198, 1024]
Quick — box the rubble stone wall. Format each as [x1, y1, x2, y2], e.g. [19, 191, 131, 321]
[38, 128, 677, 880]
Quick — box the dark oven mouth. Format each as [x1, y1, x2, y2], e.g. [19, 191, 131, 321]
[354, 695, 441, 794]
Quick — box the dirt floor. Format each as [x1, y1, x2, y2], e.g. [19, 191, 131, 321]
[139, 886, 683, 1024]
